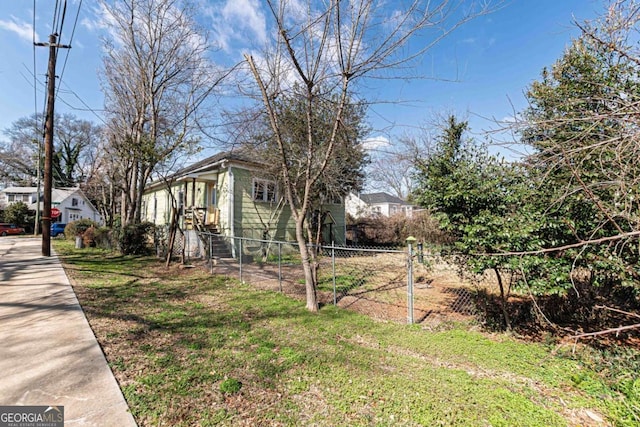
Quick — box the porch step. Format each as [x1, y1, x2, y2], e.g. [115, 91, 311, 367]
[200, 233, 233, 258]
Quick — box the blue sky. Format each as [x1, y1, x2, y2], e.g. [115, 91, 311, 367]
[0, 0, 602, 151]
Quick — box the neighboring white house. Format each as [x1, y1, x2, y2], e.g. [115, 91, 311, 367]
[0, 187, 102, 224]
[346, 192, 416, 218]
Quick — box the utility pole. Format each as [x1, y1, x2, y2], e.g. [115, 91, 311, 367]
[33, 137, 42, 236]
[36, 33, 70, 256]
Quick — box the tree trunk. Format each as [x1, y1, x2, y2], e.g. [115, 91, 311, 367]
[295, 219, 318, 312]
[494, 267, 512, 330]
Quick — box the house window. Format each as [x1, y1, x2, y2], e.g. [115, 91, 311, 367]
[210, 188, 217, 206]
[153, 197, 158, 222]
[178, 190, 184, 208]
[253, 179, 276, 202]
[72, 198, 79, 207]
[7, 194, 31, 203]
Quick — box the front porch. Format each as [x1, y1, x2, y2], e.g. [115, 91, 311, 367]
[184, 206, 220, 233]
[177, 175, 221, 233]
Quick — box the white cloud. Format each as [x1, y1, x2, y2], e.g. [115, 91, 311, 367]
[80, 3, 119, 44]
[362, 136, 391, 151]
[216, 0, 266, 50]
[80, 17, 100, 32]
[0, 15, 36, 42]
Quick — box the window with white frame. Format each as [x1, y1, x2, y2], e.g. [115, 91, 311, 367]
[252, 178, 276, 202]
[72, 198, 79, 207]
[7, 194, 31, 203]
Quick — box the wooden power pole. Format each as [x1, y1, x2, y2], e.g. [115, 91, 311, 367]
[36, 33, 70, 256]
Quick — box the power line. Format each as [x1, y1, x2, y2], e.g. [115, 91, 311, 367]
[32, 0, 38, 123]
[58, 85, 107, 125]
[32, 0, 43, 235]
[51, 0, 60, 35]
[20, 67, 105, 125]
[56, 0, 67, 47]
[56, 0, 83, 101]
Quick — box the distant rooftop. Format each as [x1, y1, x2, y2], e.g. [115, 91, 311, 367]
[360, 192, 410, 205]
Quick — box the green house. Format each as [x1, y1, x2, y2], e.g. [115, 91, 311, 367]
[142, 151, 346, 253]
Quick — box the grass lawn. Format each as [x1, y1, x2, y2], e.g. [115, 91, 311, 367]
[54, 240, 634, 426]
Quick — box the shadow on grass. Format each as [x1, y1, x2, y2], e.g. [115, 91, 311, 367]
[59, 253, 156, 280]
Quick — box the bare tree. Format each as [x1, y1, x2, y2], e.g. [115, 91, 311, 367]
[244, 0, 496, 311]
[0, 113, 101, 187]
[0, 116, 40, 186]
[100, 0, 229, 225]
[367, 129, 438, 199]
[52, 114, 103, 187]
[367, 109, 474, 199]
[81, 133, 123, 227]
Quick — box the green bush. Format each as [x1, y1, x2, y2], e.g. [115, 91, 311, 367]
[93, 227, 114, 250]
[82, 226, 97, 247]
[4, 202, 31, 230]
[117, 222, 155, 255]
[65, 219, 100, 240]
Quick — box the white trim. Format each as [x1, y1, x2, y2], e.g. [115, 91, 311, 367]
[228, 164, 235, 257]
[252, 178, 277, 203]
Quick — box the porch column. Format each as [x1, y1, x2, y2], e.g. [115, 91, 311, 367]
[191, 178, 196, 207]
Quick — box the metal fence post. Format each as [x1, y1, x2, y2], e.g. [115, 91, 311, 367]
[209, 233, 213, 274]
[406, 236, 416, 325]
[278, 241, 282, 293]
[239, 237, 243, 283]
[332, 243, 337, 306]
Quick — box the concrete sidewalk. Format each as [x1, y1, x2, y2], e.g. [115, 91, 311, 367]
[0, 237, 137, 426]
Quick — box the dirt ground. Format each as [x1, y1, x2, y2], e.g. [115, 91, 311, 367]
[204, 254, 487, 327]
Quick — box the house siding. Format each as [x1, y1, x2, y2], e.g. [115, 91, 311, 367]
[232, 167, 296, 240]
[142, 154, 347, 245]
[324, 203, 347, 245]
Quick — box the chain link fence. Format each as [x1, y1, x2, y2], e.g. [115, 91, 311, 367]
[183, 232, 485, 326]
[152, 230, 640, 338]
